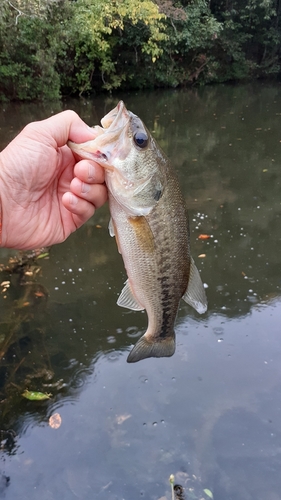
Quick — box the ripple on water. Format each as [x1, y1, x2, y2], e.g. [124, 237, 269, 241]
[126, 326, 142, 338]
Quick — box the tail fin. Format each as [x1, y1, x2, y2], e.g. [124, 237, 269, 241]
[127, 333, 175, 363]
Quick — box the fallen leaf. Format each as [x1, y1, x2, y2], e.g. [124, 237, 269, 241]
[203, 488, 214, 499]
[22, 390, 52, 401]
[36, 252, 49, 259]
[96, 225, 102, 229]
[116, 414, 131, 425]
[100, 482, 112, 492]
[49, 413, 62, 429]
[198, 254, 206, 258]
[198, 234, 210, 240]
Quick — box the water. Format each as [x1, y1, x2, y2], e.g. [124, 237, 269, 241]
[0, 83, 281, 500]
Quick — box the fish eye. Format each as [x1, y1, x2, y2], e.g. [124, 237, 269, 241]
[133, 131, 149, 149]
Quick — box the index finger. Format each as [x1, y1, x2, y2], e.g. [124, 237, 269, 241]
[29, 110, 98, 148]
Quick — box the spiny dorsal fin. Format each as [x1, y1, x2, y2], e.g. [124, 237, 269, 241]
[127, 333, 175, 363]
[117, 280, 144, 311]
[182, 257, 207, 314]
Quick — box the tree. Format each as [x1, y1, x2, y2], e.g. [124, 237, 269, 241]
[71, 0, 167, 92]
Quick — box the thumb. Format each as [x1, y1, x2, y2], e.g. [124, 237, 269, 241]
[30, 110, 98, 148]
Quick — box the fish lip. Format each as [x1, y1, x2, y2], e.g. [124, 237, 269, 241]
[101, 100, 129, 130]
[67, 100, 130, 169]
[67, 141, 114, 170]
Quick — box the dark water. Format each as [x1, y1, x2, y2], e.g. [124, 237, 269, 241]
[0, 83, 281, 500]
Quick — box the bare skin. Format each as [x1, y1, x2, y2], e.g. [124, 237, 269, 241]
[0, 110, 107, 249]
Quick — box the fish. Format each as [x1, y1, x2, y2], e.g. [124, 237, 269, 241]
[68, 101, 207, 363]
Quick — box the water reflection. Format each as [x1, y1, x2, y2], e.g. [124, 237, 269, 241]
[0, 83, 281, 499]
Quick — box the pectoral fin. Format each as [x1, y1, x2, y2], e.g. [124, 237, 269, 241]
[108, 217, 122, 253]
[182, 257, 207, 314]
[128, 216, 155, 253]
[108, 217, 115, 237]
[117, 280, 144, 311]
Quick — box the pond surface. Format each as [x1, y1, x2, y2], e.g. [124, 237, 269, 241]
[0, 83, 281, 500]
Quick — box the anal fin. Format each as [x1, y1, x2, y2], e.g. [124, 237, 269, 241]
[117, 280, 144, 311]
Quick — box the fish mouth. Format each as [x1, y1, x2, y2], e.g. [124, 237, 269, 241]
[101, 100, 128, 130]
[67, 101, 130, 170]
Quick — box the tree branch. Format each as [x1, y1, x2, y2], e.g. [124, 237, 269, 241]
[6, 0, 25, 25]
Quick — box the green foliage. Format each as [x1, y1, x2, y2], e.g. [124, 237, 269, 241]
[69, 0, 167, 93]
[0, 1, 64, 100]
[156, 0, 222, 86]
[207, 0, 281, 82]
[0, 0, 281, 100]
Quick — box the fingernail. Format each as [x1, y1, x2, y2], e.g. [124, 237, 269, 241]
[81, 182, 90, 194]
[88, 164, 95, 181]
[69, 193, 78, 205]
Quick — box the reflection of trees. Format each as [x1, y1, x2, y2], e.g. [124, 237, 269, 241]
[147, 84, 281, 317]
[0, 84, 281, 443]
[0, 251, 61, 438]
[0, 225, 137, 442]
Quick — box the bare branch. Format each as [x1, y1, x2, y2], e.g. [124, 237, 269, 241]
[6, 0, 25, 24]
[4, 0, 49, 24]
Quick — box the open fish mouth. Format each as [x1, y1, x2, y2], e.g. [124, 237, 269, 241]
[68, 100, 167, 216]
[101, 101, 129, 129]
[67, 101, 130, 167]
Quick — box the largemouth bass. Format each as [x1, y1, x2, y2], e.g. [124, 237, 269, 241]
[68, 101, 207, 363]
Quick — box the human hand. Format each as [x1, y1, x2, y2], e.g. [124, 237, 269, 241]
[0, 110, 107, 250]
